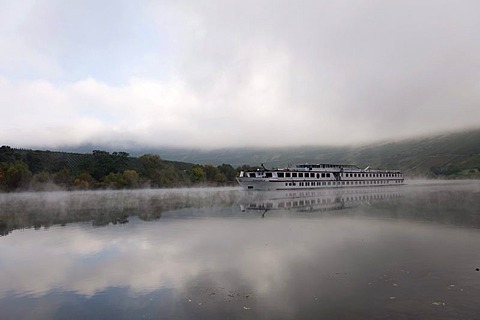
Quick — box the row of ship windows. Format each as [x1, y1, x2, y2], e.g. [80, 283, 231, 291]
[343, 173, 401, 178]
[271, 172, 402, 178]
[285, 180, 403, 187]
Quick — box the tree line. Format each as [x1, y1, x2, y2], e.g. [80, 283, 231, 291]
[0, 146, 255, 192]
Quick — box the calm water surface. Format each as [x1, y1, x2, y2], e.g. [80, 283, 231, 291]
[0, 180, 479, 319]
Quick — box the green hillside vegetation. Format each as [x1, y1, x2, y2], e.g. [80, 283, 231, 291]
[2, 129, 479, 192]
[0, 146, 242, 192]
[151, 129, 480, 179]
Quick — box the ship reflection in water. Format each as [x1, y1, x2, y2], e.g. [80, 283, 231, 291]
[240, 186, 404, 217]
[0, 181, 479, 319]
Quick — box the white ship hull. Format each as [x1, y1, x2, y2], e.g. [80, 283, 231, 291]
[237, 164, 404, 191]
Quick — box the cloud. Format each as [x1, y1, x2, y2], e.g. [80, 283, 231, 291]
[1, 0, 480, 148]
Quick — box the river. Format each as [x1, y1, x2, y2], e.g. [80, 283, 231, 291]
[0, 180, 479, 319]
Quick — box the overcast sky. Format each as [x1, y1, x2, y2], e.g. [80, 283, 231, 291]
[1, 0, 479, 149]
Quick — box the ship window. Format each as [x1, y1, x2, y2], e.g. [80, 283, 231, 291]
[248, 173, 256, 177]
[277, 172, 284, 178]
[316, 173, 320, 178]
[286, 172, 291, 178]
[298, 173, 303, 178]
[265, 172, 272, 178]
[292, 173, 298, 178]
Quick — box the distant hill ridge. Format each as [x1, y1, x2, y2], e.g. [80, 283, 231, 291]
[10, 128, 480, 179]
[135, 128, 480, 178]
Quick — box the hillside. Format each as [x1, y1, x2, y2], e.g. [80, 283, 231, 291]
[144, 129, 480, 178]
[0, 147, 237, 192]
[4, 129, 480, 185]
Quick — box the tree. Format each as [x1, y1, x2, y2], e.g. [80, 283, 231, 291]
[191, 165, 206, 183]
[112, 152, 130, 172]
[139, 154, 184, 187]
[92, 150, 115, 180]
[139, 154, 164, 173]
[3, 160, 32, 191]
[25, 152, 43, 174]
[53, 168, 74, 187]
[203, 164, 220, 181]
[122, 170, 140, 188]
[74, 172, 96, 190]
[0, 146, 15, 163]
[30, 171, 51, 190]
[101, 172, 123, 189]
[218, 163, 236, 181]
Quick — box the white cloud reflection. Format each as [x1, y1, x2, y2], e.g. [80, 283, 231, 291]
[1, 214, 478, 303]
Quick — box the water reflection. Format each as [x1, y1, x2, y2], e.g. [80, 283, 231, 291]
[0, 187, 241, 236]
[240, 186, 404, 217]
[241, 181, 480, 228]
[0, 181, 479, 319]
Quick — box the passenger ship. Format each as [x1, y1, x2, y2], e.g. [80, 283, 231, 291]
[237, 163, 404, 190]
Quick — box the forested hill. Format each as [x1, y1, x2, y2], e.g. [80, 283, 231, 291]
[146, 128, 480, 178]
[0, 147, 240, 192]
[2, 129, 480, 192]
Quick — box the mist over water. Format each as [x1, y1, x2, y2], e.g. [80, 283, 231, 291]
[1, 181, 479, 319]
